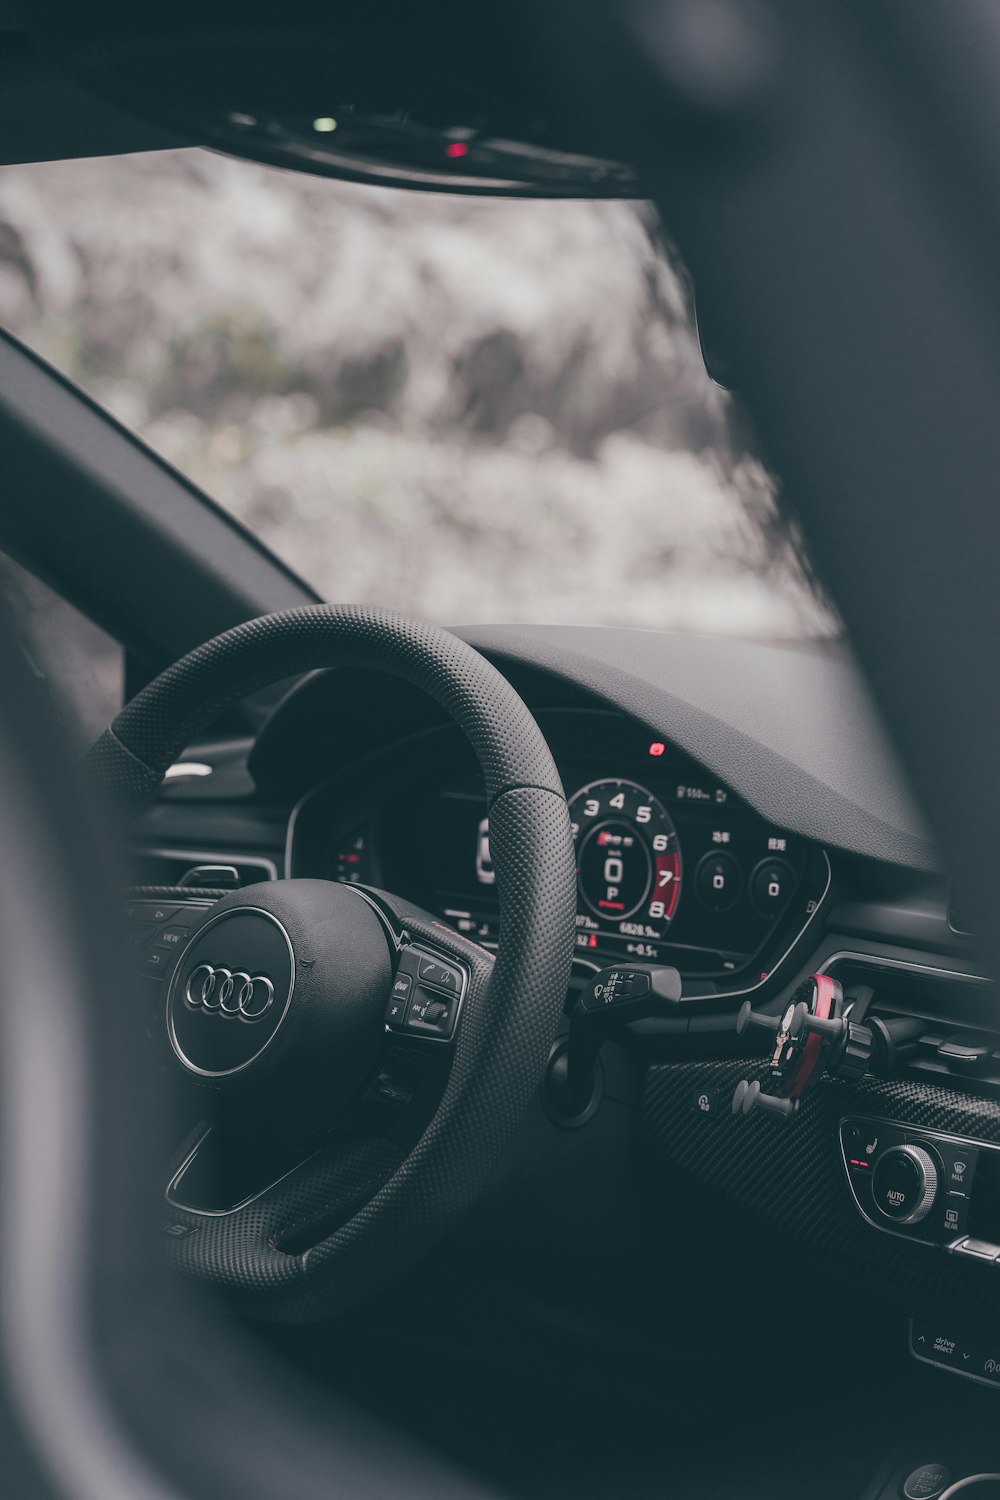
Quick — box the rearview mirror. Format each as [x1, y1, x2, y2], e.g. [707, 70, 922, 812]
[29, 0, 643, 198]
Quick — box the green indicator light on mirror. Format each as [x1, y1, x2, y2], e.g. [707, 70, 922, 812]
[312, 117, 338, 133]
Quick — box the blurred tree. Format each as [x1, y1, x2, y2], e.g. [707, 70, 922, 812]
[0, 149, 835, 639]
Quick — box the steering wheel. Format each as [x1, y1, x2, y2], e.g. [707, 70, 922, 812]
[87, 606, 577, 1321]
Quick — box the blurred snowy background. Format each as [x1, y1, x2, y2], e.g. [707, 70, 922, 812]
[0, 147, 835, 640]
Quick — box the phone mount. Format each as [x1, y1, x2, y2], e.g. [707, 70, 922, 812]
[731, 973, 873, 1120]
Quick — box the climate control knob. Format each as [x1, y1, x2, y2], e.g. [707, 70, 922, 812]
[871, 1143, 939, 1225]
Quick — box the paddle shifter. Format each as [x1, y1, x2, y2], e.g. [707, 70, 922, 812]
[731, 973, 875, 1120]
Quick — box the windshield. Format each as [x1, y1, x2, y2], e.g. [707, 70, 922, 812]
[0, 148, 833, 638]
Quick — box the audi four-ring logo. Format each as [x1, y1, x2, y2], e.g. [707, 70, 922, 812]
[184, 963, 275, 1021]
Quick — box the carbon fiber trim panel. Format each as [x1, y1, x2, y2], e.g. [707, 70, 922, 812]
[642, 1062, 1000, 1307]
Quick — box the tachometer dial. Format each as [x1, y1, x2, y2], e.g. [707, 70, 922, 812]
[568, 778, 682, 932]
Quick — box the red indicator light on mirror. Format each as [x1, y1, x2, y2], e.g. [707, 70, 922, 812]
[648, 742, 666, 757]
[446, 142, 469, 159]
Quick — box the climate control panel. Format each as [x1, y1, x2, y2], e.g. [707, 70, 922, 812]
[840, 1117, 985, 1249]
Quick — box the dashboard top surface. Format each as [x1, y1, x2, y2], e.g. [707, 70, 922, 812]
[459, 626, 936, 871]
[252, 624, 937, 875]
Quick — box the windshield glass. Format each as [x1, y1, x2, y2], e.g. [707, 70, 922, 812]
[0, 149, 834, 638]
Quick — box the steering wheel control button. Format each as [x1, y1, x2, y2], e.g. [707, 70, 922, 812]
[385, 973, 413, 1026]
[144, 946, 175, 975]
[872, 1143, 939, 1225]
[140, 904, 181, 925]
[157, 925, 188, 948]
[903, 1464, 952, 1500]
[695, 852, 741, 912]
[392, 946, 465, 1038]
[749, 858, 795, 918]
[405, 989, 456, 1037]
[415, 955, 461, 993]
[129, 901, 212, 976]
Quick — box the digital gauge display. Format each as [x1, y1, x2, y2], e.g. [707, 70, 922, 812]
[569, 779, 682, 954]
[369, 720, 825, 985]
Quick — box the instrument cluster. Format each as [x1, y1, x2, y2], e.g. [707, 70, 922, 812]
[308, 714, 831, 995]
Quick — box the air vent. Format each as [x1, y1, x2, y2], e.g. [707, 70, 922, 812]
[822, 952, 999, 1098]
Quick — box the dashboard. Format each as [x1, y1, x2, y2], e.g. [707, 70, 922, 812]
[139, 624, 1000, 1403]
[131, 624, 1000, 1428]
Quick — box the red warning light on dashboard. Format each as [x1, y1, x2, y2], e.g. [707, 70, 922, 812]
[446, 142, 469, 159]
[648, 741, 666, 757]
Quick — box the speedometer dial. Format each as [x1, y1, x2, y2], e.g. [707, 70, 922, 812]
[568, 779, 682, 937]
